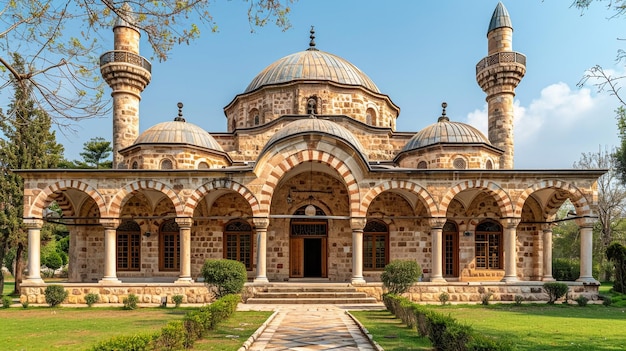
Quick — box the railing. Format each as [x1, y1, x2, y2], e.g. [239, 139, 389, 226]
[100, 50, 152, 72]
[476, 52, 526, 74]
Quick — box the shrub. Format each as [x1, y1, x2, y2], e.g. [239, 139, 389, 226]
[575, 295, 589, 307]
[44, 285, 68, 307]
[438, 292, 450, 305]
[172, 294, 184, 308]
[440, 321, 473, 351]
[85, 293, 99, 307]
[552, 258, 580, 281]
[543, 282, 569, 304]
[380, 260, 422, 294]
[42, 250, 63, 271]
[481, 292, 493, 305]
[155, 321, 186, 351]
[123, 294, 139, 310]
[2, 296, 12, 308]
[183, 312, 204, 348]
[21, 300, 29, 309]
[201, 259, 247, 298]
[467, 333, 513, 351]
[427, 312, 457, 350]
[601, 295, 613, 306]
[514, 295, 524, 305]
[88, 333, 156, 351]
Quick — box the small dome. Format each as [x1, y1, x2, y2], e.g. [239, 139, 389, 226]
[262, 117, 366, 155]
[245, 49, 379, 93]
[133, 119, 224, 152]
[403, 111, 490, 152]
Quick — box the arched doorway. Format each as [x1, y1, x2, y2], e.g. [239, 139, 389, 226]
[289, 205, 327, 278]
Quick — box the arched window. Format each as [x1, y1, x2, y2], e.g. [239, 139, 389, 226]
[224, 220, 253, 270]
[365, 107, 376, 126]
[160, 159, 173, 170]
[198, 161, 209, 169]
[417, 161, 427, 169]
[363, 220, 389, 270]
[443, 221, 459, 277]
[116, 220, 141, 271]
[131, 161, 139, 169]
[475, 220, 503, 269]
[307, 97, 317, 115]
[159, 219, 180, 271]
[485, 159, 493, 169]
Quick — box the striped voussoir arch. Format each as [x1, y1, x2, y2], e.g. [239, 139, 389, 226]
[439, 180, 514, 218]
[108, 180, 185, 218]
[183, 179, 261, 217]
[360, 180, 438, 218]
[257, 149, 361, 215]
[26, 180, 106, 218]
[514, 180, 591, 217]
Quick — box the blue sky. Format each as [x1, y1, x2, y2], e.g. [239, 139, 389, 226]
[58, 0, 624, 169]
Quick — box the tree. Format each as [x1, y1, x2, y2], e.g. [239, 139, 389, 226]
[79, 137, 112, 169]
[0, 1, 294, 125]
[573, 147, 626, 280]
[0, 53, 64, 294]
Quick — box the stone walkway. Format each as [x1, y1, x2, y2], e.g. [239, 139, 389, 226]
[237, 304, 385, 351]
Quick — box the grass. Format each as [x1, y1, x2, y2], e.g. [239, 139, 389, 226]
[0, 307, 271, 351]
[349, 310, 431, 351]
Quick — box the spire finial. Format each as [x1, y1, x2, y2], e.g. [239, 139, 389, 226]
[308, 26, 318, 51]
[438, 102, 449, 122]
[174, 102, 186, 122]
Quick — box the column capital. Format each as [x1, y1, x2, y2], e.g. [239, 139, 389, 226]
[100, 218, 120, 229]
[542, 222, 556, 232]
[350, 217, 367, 231]
[575, 217, 596, 229]
[253, 217, 269, 230]
[175, 217, 193, 228]
[500, 217, 521, 229]
[23, 218, 44, 229]
[428, 217, 447, 229]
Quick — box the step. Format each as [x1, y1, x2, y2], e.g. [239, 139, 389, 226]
[265, 286, 358, 293]
[252, 291, 369, 299]
[246, 297, 379, 304]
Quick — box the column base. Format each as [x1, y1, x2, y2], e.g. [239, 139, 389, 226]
[501, 276, 519, 283]
[99, 277, 122, 284]
[576, 277, 599, 284]
[542, 276, 556, 282]
[253, 277, 269, 284]
[174, 277, 194, 284]
[21, 278, 45, 285]
[351, 277, 366, 285]
[430, 277, 447, 283]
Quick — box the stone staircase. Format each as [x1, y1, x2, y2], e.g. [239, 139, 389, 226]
[246, 283, 379, 304]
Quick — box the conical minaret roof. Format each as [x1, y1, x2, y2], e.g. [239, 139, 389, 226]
[488, 2, 512, 32]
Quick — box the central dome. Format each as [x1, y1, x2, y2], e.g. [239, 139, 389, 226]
[244, 48, 379, 93]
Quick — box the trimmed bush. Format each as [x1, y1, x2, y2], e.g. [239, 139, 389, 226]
[42, 250, 63, 271]
[123, 294, 139, 310]
[380, 260, 422, 294]
[543, 282, 569, 304]
[44, 285, 68, 307]
[88, 333, 156, 351]
[467, 333, 513, 351]
[575, 295, 589, 307]
[172, 294, 184, 308]
[201, 259, 247, 298]
[21, 300, 29, 309]
[481, 292, 493, 305]
[601, 295, 613, 306]
[2, 296, 12, 308]
[155, 321, 186, 351]
[552, 258, 580, 281]
[85, 293, 99, 307]
[438, 292, 450, 305]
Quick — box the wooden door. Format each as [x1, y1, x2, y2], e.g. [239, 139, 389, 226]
[290, 238, 303, 277]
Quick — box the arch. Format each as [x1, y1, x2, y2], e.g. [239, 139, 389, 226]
[256, 149, 361, 216]
[514, 180, 591, 217]
[361, 180, 438, 217]
[26, 180, 107, 218]
[160, 159, 173, 170]
[440, 180, 514, 218]
[109, 180, 185, 218]
[306, 96, 318, 114]
[184, 179, 261, 217]
[365, 106, 377, 126]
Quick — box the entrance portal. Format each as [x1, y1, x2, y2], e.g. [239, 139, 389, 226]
[289, 206, 327, 278]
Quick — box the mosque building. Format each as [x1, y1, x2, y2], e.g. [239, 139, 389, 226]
[17, 2, 603, 303]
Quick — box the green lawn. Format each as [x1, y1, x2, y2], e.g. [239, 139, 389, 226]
[0, 307, 271, 351]
[350, 310, 431, 351]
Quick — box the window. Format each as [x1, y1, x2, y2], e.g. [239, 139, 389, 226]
[443, 221, 459, 277]
[159, 219, 180, 271]
[307, 97, 317, 115]
[131, 161, 138, 169]
[224, 220, 253, 270]
[366, 107, 376, 125]
[474, 220, 502, 269]
[417, 161, 427, 169]
[198, 161, 209, 169]
[453, 158, 467, 169]
[160, 159, 173, 170]
[363, 220, 389, 270]
[485, 159, 493, 169]
[116, 220, 141, 271]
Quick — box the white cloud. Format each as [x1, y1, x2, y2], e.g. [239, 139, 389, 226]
[464, 82, 619, 169]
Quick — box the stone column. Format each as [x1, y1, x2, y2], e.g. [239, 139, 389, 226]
[542, 224, 555, 281]
[253, 218, 269, 283]
[429, 217, 447, 283]
[576, 219, 598, 283]
[501, 218, 521, 282]
[99, 219, 121, 284]
[175, 217, 193, 284]
[22, 219, 45, 285]
[351, 218, 366, 284]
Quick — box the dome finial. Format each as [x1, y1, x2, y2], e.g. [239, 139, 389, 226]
[438, 102, 449, 122]
[308, 26, 318, 51]
[174, 102, 186, 122]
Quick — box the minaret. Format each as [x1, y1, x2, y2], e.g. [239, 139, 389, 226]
[476, 2, 526, 169]
[100, 3, 151, 169]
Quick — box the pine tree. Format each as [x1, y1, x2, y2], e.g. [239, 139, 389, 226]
[0, 53, 63, 294]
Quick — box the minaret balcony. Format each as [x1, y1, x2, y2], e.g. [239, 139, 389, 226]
[476, 52, 526, 75]
[100, 50, 152, 73]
